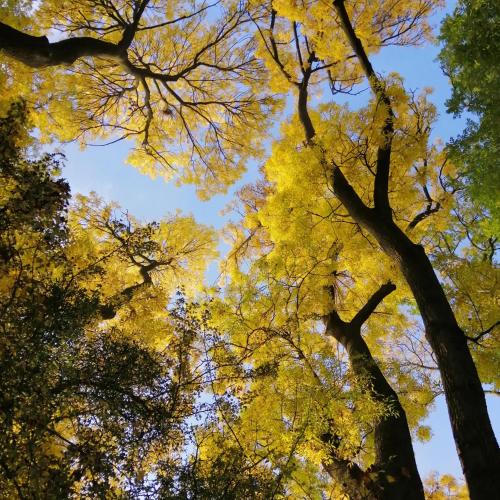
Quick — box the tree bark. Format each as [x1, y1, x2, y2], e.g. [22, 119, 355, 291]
[322, 2, 500, 496]
[324, 283, 424, 500]
[0, 22, 124, 68]
[322, 454, 378, 500]
[332, 169, 499, 497]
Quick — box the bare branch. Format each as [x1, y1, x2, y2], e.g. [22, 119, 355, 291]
[406, 201, 441, 231]
[466, 321, 500, 345]
[119, 0, 150, 49]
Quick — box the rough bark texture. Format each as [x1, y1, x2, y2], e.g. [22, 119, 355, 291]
[324, 283, 424, 500]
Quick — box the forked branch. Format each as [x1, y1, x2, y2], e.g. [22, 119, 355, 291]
[333, 0, 394, 218]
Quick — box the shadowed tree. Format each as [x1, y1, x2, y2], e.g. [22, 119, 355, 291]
[216, 170, 430, 497]
[0, 102, 220, 497]
[439, 0, 500, 227]
[322, 282, 423, 499]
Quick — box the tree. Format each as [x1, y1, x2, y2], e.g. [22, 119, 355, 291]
[0, 0, 276, 198]
[242, 2, 498, 496]
[215, 161, 435, 497]
[439, 0, 500, 226]
[0, 99, 296, 498]
[0, 102, 225, 497]
[322, 283, 423, 499]
[1, 0, 498, 496]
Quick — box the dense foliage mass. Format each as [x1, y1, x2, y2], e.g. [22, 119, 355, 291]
[0, 0, 498, 498]
[0, 102, 282, 497]
[439, 0, 500, 225]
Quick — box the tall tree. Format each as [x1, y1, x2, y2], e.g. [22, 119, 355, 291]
[322, 282, 423, 499]
[247, 2, 498, 497]
[0, 0, 276, 198]
[0, 101, 223, 497]
[215, 176, 432, 497]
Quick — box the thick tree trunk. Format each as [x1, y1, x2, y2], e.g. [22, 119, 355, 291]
[325, 289, 424, 500]
[384, 224, 498, 499]
[332, 170, 499, 497]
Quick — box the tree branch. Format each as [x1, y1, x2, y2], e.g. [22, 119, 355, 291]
[407, 183, 441, 231]
[297, 63, 316, 142]
[351, 282, 396, 329]
[331, 161, 374, 227]
[265, 10, 297, 84]
[332, 0, 394, 218]
[466, 320, 499, 344]
[484, 390, 500, 397]
[0, 22, 123, 67]
[322, 456, 376, 499]
[324, 282, 395, 343]
[407, 202, 441, 231]
[98, 257, 173, 320]
[119, 0, 150, 49]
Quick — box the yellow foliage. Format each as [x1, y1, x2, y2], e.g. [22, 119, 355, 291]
[425, 472, 469, 499]
[0, 0, 279, 197]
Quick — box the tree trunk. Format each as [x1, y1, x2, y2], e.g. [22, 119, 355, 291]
[331, 171, 500, 497]
[385, 224, 499, 499]
[325, 292, 425, 500]
[325, 3, 499, 494]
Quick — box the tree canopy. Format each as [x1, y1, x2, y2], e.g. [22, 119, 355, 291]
[0, 0, 498, 498]
[1, 0, 277, 197]
[0, 101, 270, 497]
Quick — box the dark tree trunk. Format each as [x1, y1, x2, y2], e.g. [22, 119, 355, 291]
[324, 3, 499, 496]
[0, 22, 123, 68]
[331, 171, 499, 498]
[384, 223, 499, 499]
[324, 284, 424, 500]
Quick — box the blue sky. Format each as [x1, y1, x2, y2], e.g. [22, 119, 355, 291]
[59, 1, 499, 483]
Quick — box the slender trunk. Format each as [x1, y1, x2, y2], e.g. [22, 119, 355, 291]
[348, 337, 423, 499]
[325, 297, 424, 500]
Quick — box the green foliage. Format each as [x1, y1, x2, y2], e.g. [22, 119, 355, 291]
[0, 103, 259, 498]
[430, 191, 499, 390]
[439, 0, 500, 224]
[0, 103, 186, 497]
